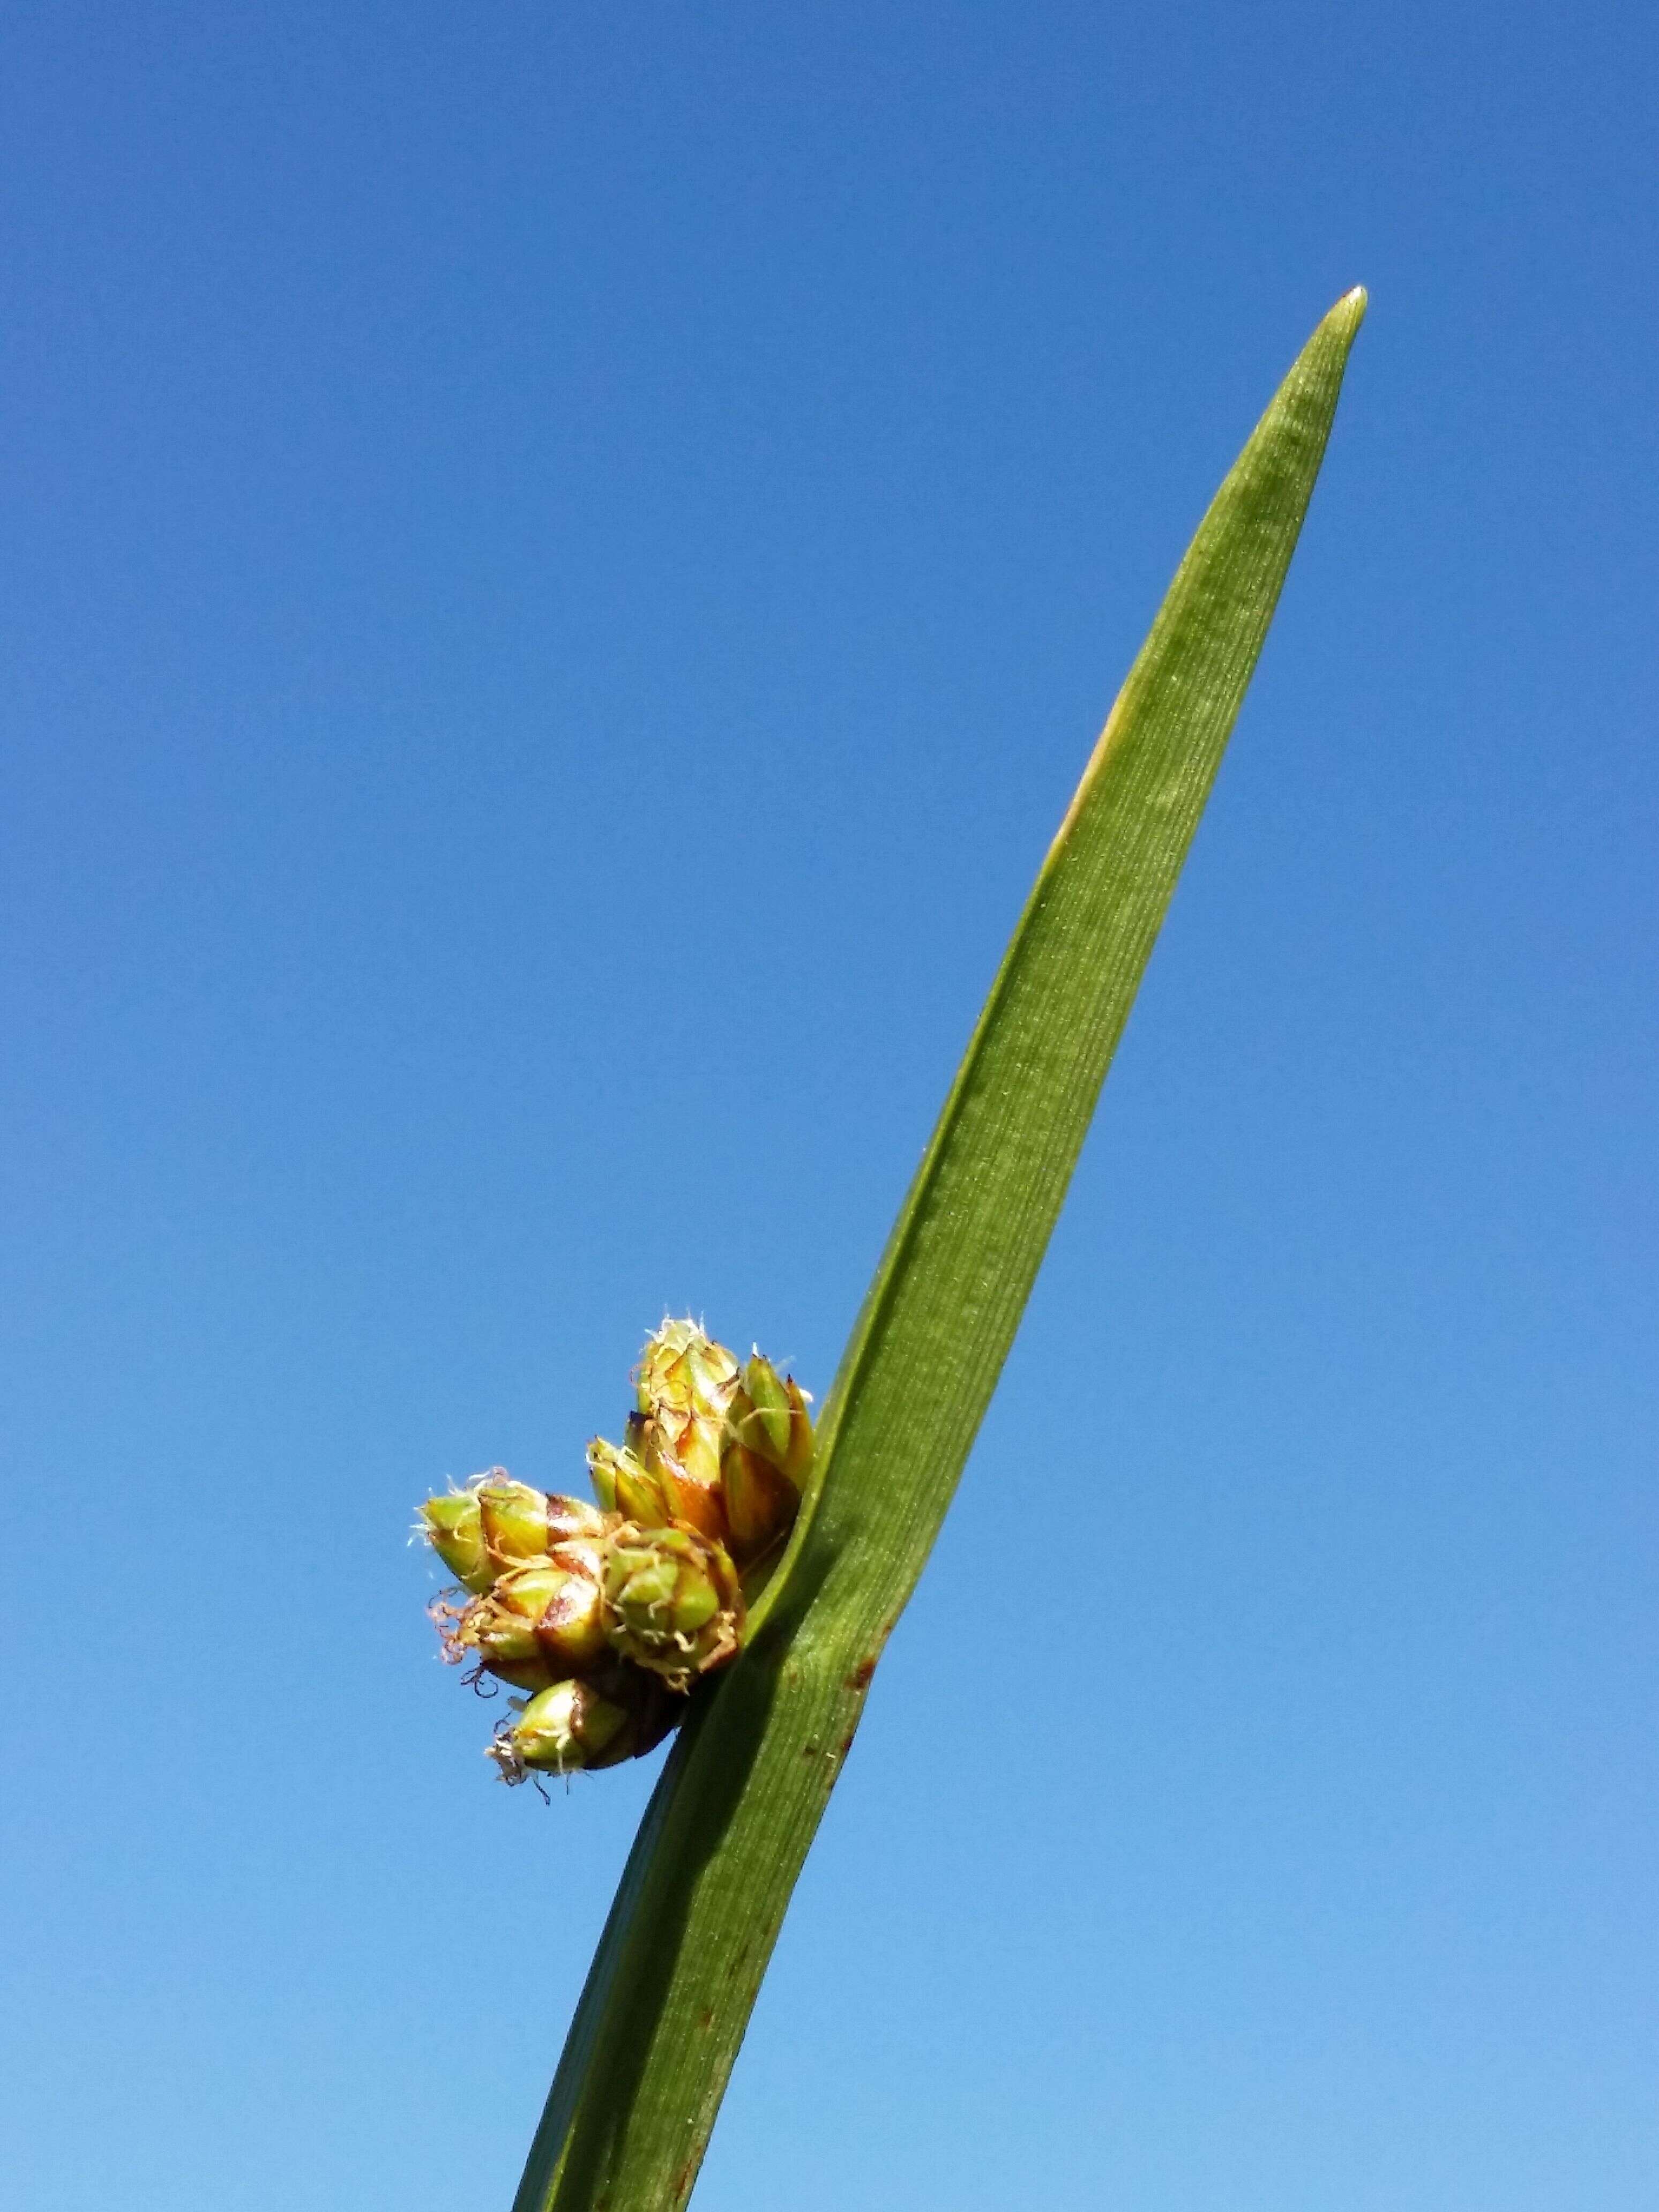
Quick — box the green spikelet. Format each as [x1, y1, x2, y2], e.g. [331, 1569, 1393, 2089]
[587, 1434, 673, 1529]
[602, 1521, 744, 1692]
[476, 1474, 611, 1573]
[627, 1320, 741, 1540]
[489, 1668, 682, 1779]
[419, 1469, 612, 1595]
[445, 1541, 610, 1690]
[420, 1488, 494, 1593]
[720, 1352, 813, 1566]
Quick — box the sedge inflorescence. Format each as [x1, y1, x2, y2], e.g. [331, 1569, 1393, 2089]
[416, 1320, 812, 1783]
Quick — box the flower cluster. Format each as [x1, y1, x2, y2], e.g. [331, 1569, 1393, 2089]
[417, 1320, 811, 1782]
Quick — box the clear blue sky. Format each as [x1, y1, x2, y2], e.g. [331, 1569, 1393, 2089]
[2, 6, 1654, 2209]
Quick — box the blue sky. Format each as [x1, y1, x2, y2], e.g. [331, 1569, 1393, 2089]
[2, 5, 1654, 2208]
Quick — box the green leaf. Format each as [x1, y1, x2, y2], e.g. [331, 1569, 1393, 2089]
[512, 287, 1366, 2212]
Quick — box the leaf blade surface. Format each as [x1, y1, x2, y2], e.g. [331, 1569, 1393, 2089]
[515, 286, 1366, 2212]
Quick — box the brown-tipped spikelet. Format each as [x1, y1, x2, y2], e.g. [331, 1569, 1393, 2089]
[449, 1541, 610, 1690]
[602, 1521, 744, 1692]
[420, 1469, 612, 1593]
[476, 1474, 612, 1573]
[626, 1320, 739, 1538]
[720, 1352, 812, 1566]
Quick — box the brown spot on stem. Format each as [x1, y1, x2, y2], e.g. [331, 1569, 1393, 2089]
[698, 2006, 714, 2030]
[849, 1657, 876, 1690]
